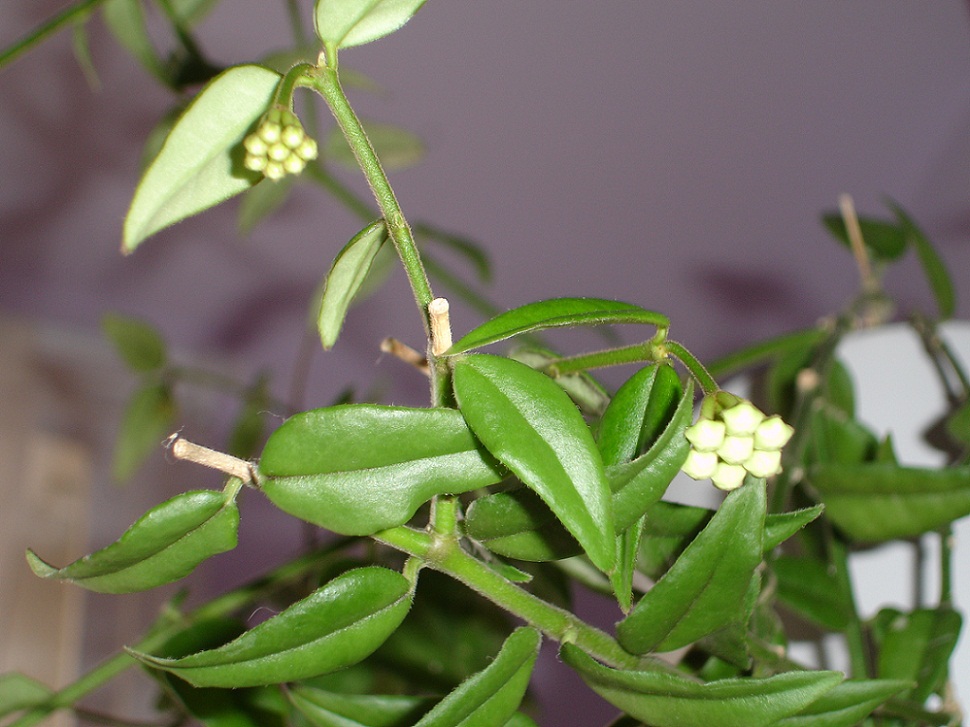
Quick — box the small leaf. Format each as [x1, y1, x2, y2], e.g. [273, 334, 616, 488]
[773, 556, 852, 630]
[317, 220, 388, 349]
[102, 313, 167, 371]
[0, 674, 51, 718]
[811, 463, 970, 542]
[123, 65, 281, 252]
[763, 505, 824, 551]
[102, 0, 165, 82]
[315, 0, 427, 49]
[945, 399, 970, 449]
[510, 347, 610, 417]
[453, 354, 615, 573]
[324, 121, 424, 171]
[464, 488, 580, 562]
[413, 627, 540, 727]
[447, 298, 669, 355]
[415, 222, 491, 283]
[130, 566, 413, 687]
[821, 213, 907, 261]
[259, 405, 504, 535]
[561, 644, 842, 727]
[237, 173, 295, 235]
[289, 686, 433, 727]
[112, 382, 177, 481]
[27, 489, 238, 593]
[169, 0, 221, 26]
[773, 679, 910, 727]
[598, 364, 682, 466]
[889, 200, 956, 319]
[618, 481, 765, 654]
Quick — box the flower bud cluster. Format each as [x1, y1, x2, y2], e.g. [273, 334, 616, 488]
[243, 107, 318, 181]
[681, 394, 794, 491]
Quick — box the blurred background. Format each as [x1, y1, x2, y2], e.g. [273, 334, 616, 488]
[2, 2, 969, 725]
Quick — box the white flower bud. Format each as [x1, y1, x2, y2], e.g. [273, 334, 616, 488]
[259, 122, 282, 144]
[297, 138, 318, 161]
[681, 450, 719, 480]
[244, 153, 267, 172]
[264, 161, 286, 180]
[268, 142, 290, 162]
[244, 134, 267, 156]
[712, 462, 747, 491]
[281, 125, 304, 149]
[283, 154, 306, 174]
[720, 401, 765, 436]
[684, 419, 726, 452]
[717, 435, 754, 465]
[744, 449, 782, 478]
[753, 416, 794, 450]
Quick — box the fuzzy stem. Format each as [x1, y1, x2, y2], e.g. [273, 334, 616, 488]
[666, 340, 719, 395]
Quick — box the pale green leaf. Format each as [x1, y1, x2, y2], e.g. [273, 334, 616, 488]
[324, 121, 424, 171]
[315, 0, 427, 49]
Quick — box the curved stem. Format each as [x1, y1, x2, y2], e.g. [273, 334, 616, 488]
[0, 0, 106, 68]
[666, 341, 719, 395]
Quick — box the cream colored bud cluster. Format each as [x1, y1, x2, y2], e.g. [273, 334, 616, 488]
[243, 107, 318, 181]
[681, 395, 794, 491]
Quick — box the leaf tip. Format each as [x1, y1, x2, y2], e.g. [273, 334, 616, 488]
[25, 549, 58, 578]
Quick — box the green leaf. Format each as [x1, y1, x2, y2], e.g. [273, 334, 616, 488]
[318, 220, 388, 349]
[889, 200, 956, 319]
[772, 679, 910, 727]
[762, 505, 825, 551]
[237, 173, 295, 235]
[112, 382, 177, 481]
[102, 313, 167, 371]
[414, 222, 492, 283]
[26, 489, 238, 593]
[598, 364, 682, 466]
[259, 405, 504, 535]
[102, 0, 165, 82]
[130, 566, 413, 687]
[510, 347, 610, 417]
[810, 463, 970, 542]
[561, 644, 843, 727]
[0, 674, 51, 718]
[821, 213, 907, 261]
[773, 556, 852, 631]
[946, 399, 970, 449]
[447, 298, 669, 355]
[315, 0, 427, 49]
[123, 65, 281, 251]
[169, 0, 222, 26]
[453, 354, 615, 573]
[807, 407, 877, 467]
[324, 121, 424, 171]
[617, 482, 765, 654]
[289, 686, 433, 727]
[872, 607, 962, 703]
[413, 627, 540, 727]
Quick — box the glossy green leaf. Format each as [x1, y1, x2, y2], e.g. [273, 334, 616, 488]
[289, 686, 433, 727]
[447, 298, 669, 355]
[103, 0, 165, 82]
[637, 502, 711, 580]
[773, 556, 851, 631]
[598, 364, 682, 465]
[773, 679, 910, 727]
[453, 354, 615, 573]
[112, 382, 176, 481]
[822, 213, 907, 261]
[130, 567, 413, 687]
[27, 489, 238, 593]
[618, 482, 765, 654]
[510, 347, 610, 417]
[613, 520, 645, 614]
[325, 121, 424, 171]
[102, 313, 166, 371]
[413, 627, 540, 727]
[0, 674, 51, 718]
[811, 463, 970, 542]
[889, 200, 955, 319]
[561, 644, 842, 727]
[608, 380, 693, 533]
[259, 405, 504, 535]
[872, 606, 962, 702]
[762, 505, 824, 551]
[464, 488, 580, 562]
[318, 220, 388, 349]
[315, 0, 427, 49]
[237, 174, 294, 235]
[123, 65, 281, 252]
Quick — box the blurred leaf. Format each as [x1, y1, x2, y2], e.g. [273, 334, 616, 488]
[315, 0, 427, 49]
[617, 482, 765, 654]
[510, 347, 610, 417]
[169, 0, 222, 26]
[811, 463, 970, 542]
[762, 505, 825, 551]
[872, 606, 962, 703]
[124, 65, 280, 251]
[27, 489, 238, 593]
[562, 644, 842, 727]
[103, 0, 165, 81]
[821, 213, 907, 262]
[773, 679, 910, 727]
[102, 313, 167, 372]
[325, 121, 424, 171]
[453, 354, 615, 573]
[130, 567, 413, 687]
[70, 13, 99, 87]
[773, 556, 851, 631]
[227, 385, 268, 460]
[412, 628, 540, 727]
[807, 407, 877, 467]
[447, 298, 669, 355]
[289, 686, 433, 727]
[414, 222, 491, 283]
[318, 220, 388, 349]
[237, 173, 295, 235]
[945, 400, 970, 448]
[260, 405, 504, 535]
[0, 674, 51, 718]
[889, 200, 956, 319]
[112, 382, 176, 481]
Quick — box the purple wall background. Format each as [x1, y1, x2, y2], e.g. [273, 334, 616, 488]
[2, 3, 970, 725]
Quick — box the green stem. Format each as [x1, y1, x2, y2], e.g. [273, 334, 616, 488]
[1, 0, 106, 68]
[544, 343, 653, 376]
[7, 542, 354, 727]
[939, 526, 954, 607]
[828, 533, 870, 679]
[706, 328, 826, 381]
[666, 341, 719, 395]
